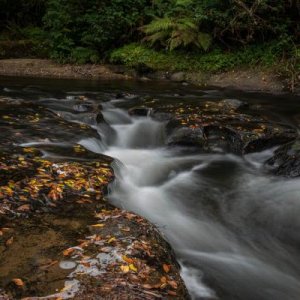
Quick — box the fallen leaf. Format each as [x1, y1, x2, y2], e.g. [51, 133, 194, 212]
[120, 265, 130, 273]
[167, 290, 177, 296]
[80, 261, 91, 268]
[100, 247, 111, 253]
[17, 204, 30, 212]
[160, 283, 167, 289]
[6, 236, 14, 246]
[163, 264, 171, 273]
[122, 255, 134, 264]
[129, 264, 137, 272]
[91, 224, 105, 228]
[107, 237, 116, 244]
[63, 248, 74, 256]
[142, 284, 154, 289]
[168, 280, 178, 289]
[12, 278, 24, 287]
[121, 226, 130, 232]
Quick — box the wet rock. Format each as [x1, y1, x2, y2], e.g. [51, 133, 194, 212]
[128, 106, 152, 117]
[266, 140, 300, 177]
[163, 100, 297, 154]
[219, 98, 248, 110]
[170, 72, 186, 82]
[167, 127, 205, 147]
[0, 100, 101, 149]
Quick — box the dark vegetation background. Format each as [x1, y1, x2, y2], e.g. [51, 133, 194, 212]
[0, 0, 299, 80]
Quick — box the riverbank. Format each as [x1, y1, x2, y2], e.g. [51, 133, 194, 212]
[0, 59, 297, 94]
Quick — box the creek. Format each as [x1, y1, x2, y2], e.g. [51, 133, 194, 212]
[1, 77, 300, 300]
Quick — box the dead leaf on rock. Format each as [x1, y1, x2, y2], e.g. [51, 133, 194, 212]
[168, 290, 177, 296]
[129, 264, 137, 272]
[121, 226, 130, 232]
[122, 255, 134, 264]
[168, 280, 178, 289]
[107, 237, 116, 244]
[17, 204, 30, 212]
[63, 248, 75, 256]
[120, 265, 130, 273]
[6, 236, 14, 246]
[142, 284, 154, 290]
[91, 224, 105, 228]
[163, 264, 171, 273]
[12, 278, 24, 287]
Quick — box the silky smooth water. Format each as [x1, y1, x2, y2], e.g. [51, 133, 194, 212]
[1, 76, 300, 300]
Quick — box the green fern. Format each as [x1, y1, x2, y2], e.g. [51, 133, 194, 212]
[140, 17, 212, 51]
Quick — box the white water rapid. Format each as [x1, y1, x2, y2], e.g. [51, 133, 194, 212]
[77, 98, 300, 300]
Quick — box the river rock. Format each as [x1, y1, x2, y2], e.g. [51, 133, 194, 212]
[170, 72, 186, 82]
[128, 106, 152, 117]
[265, 140, 300, 177]
[163, 100, 297, 154]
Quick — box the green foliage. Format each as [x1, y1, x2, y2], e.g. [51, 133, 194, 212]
[43, 0, 150, 63]
[142, 0, 299, 50]
[70, 47, 99, 64]
[110, 43, 288, 73]
[141, 17, 212, 51]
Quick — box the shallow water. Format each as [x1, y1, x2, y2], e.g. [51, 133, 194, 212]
[1, 76, 300, 299]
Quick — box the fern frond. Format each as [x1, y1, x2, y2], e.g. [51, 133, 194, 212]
[140, 17, 174, 34]
[197, 32, 212, 51]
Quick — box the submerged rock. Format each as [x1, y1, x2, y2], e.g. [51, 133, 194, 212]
[266, 140, 300, 177]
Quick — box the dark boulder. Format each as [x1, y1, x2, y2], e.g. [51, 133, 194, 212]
[164, 100, 297, 154]
[266, 140, 300, 177]
[128, 106, 152, 117]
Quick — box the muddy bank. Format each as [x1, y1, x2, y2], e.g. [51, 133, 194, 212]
[0, 59, 295, 94]
[0, 96, 188, 299]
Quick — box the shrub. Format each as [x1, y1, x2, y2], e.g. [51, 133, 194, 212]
[44, 0, 151, 63]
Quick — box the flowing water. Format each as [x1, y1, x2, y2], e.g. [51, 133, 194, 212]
[1, 76, 300, 300]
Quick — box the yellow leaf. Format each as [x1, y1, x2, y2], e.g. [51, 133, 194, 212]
[129, 264, 137, 272]
[91, 224, 105, 228]
[108, 237, 116, 244]
[120, 265, 130, 273]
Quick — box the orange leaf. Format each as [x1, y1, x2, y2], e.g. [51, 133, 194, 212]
[122, 255, 134, 264]
[63, 248, 74, 256]
[160, 276, 167, 283]
[142, 284, 154, 289]
[163, 264, 171, 273]
[12, 278, 24, 287]
[6, 236, 13, 246]
[168, 280, 178, 289]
